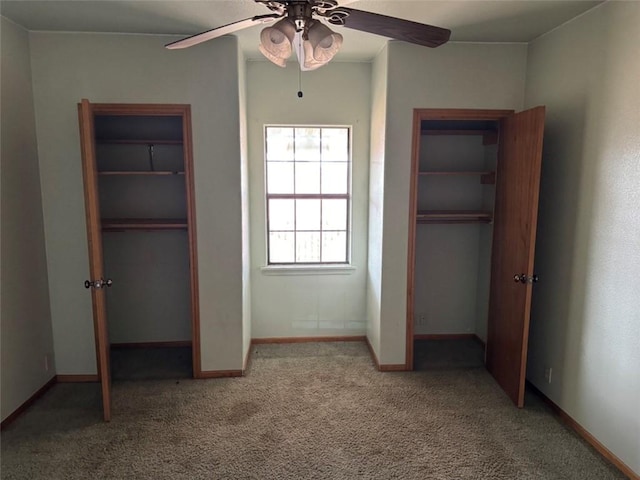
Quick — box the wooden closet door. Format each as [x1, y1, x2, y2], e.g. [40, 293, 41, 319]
[486, 106, 545, 407]
[78, 99, 112, 421]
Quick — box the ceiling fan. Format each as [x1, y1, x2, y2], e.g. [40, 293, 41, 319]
[165, 0, 451, 71]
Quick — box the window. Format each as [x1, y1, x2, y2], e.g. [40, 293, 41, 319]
[265, 126, 351, 265]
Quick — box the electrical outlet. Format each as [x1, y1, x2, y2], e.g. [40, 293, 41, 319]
[419, 315, 425, 325]
[544, 367, 553, 384]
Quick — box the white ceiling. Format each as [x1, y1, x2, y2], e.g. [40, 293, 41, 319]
[1, 0, 603, 61]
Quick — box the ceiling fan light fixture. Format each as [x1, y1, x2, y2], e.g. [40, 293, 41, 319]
[259, 43, 288, 67]
[305, 20, 343, 64]
[301, 39, 328, 70]
[259, 17, 296, 67]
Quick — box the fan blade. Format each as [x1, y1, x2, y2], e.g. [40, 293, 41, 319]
[166, 13, 282, 50]
[334, 0, 359, 7]
[338, 8, 450, 48]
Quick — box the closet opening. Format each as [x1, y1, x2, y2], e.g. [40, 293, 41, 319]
[79, 101, 201, 418]
[94, 114, 194, 380]
[406, 107, 545, 407]
[411, 118, 499, 371]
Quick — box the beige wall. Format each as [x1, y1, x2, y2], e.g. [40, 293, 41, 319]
[524, 1, 640, 473]
[1, 17, 55, 421]
[28, 32, 247, 373]
[365, 46, 389, 360]
[246, 61, 371, 339]
[377, 41, 528, 364]
[238, 50, 252, 364]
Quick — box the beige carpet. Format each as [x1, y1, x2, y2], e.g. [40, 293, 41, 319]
[0, 342, 625, 479]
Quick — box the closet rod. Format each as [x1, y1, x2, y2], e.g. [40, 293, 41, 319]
[148, 144, 155, 172]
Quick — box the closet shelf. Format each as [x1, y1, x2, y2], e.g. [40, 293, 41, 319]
[95, 139, 183, 145]
[418, 171, 495, 184]
[101, 218, 188, 231]
[416, 210, 493, 224]
[420, 129, 498, 145]
[421, 129, 496, 136]
[98, 171, 185, 176]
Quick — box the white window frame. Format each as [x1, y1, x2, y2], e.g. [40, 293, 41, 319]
[264, 125, 353, 267]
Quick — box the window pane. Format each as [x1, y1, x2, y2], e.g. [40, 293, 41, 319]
[322, 199, 347, 231]
[267, 162, 294, 194]
[296, 199, 321, 231]
[265, 125, 350, 265]
[321, 128, 348, 162]
[322, 232, 347, 262]
[296, 232, 320, 262]
[321, 162, 348, 194]
[295, 128, 321, 161]
[295, 162, 320, 194]
[269, 199, 294, 231]
[266, 127, 294, 161]
[270, 232, 295, 263]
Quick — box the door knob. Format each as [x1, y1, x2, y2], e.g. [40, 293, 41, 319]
[85, 278, 113, 289]
[513, 274, 538, 284]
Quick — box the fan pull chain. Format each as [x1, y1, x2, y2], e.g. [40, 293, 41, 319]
[297, 35, 303, 98]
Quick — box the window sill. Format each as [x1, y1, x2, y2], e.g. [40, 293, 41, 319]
[260, 265, 356, 276]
